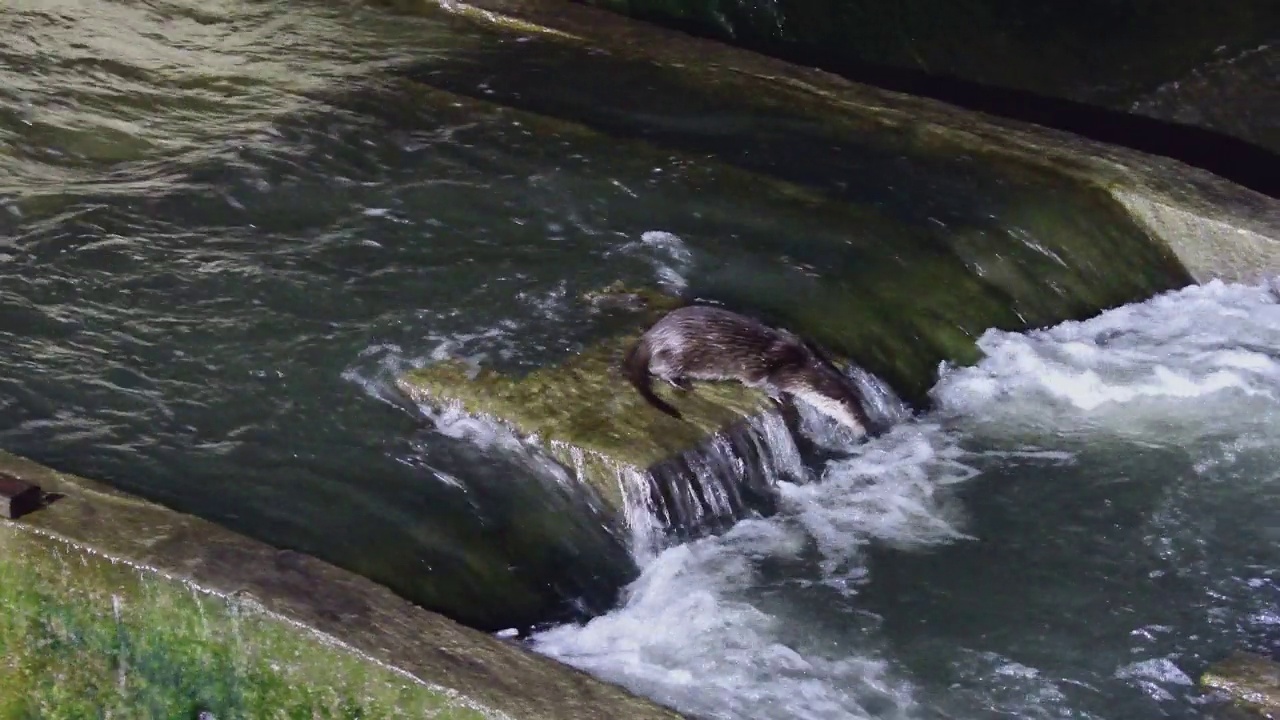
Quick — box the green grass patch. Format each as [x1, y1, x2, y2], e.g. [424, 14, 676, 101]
[0, 526, 484, 720]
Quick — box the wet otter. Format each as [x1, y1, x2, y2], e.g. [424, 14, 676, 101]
[623, 305, 876, 435]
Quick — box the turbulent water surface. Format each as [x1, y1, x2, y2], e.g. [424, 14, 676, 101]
[533, 280, 1280, 719]
[1, 1, 1277, 718]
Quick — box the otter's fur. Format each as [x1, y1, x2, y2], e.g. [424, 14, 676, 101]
[623, 305, 874, 434]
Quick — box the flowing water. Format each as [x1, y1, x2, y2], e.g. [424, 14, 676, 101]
[532, 279, 1280, 719]
[2, 1, 1277, 718]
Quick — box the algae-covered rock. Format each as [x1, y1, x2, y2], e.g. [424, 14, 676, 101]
[581, 280, 674, 313]
[1201, 651, 1280, 718]
[396, 289, 776, 513]
[0, 451, 683, 720]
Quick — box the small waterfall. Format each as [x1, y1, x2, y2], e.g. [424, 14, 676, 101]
[415, 366, 907, 562]
[621, 359, 923, 555]
[641, 410, 808, 546]
[548, 410, 809, 562]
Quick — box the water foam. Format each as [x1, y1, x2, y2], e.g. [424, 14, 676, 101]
[530, 279, 1280, 720]
[781, 424, 976, 575]
[531, 415, 974, 719]
[615, 229, 694, 292]
[532, 517, 922, 720]
[933, 279, 1280, 439]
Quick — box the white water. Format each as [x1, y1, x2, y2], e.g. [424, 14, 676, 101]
[932, 279, 1280, 438]
[529, 279, 1280, 720]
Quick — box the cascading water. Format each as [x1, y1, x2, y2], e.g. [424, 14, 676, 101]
[530, 278, 1280, 720]
[642, 413, 802, 540]
[408, 385, 821, 557]
[553, 411, 810, 562]
[624, 366, 911, 554]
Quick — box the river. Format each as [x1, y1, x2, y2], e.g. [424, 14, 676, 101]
[2, 1, 1276, 719]
[533, 278, 1280, 719]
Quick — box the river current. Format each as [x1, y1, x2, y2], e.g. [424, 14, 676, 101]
[2, 1, 1276, 719]
[533, 277, 1280, 719]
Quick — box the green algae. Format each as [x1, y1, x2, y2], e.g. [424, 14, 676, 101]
[698, 181, 1192, 405]
[0, 526, 482, 720]
[1200, 651, 1280, 718]
[396, 295, 774, 510]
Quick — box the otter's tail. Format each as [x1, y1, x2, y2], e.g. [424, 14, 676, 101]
[623, 339, 683, 420]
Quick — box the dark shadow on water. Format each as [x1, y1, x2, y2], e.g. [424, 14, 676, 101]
[581, 13, 1280, 199]
[392, 40, 1021, 229]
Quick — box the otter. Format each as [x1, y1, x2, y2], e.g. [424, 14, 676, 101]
[622, 305, 876, 435]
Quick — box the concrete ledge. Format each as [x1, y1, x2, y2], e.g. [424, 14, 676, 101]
[0, 451, 683, 720]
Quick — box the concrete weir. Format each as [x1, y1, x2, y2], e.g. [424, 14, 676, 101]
[381, 0, 1280, 539]
[383, 0, 1280, 284]
[0, 451, 682, 720]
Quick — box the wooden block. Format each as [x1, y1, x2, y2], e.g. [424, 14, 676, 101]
[0, 472, 43, 520]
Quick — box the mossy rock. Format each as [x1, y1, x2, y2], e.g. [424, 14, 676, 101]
[1201, 651, 1280, 718]
[397, 286, 775, 512]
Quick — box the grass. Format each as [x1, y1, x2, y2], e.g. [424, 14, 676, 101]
[0, 526, 485, 720]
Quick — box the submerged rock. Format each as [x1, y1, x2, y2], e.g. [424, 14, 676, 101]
[335, 71, 1199, 408]
[366, 2, 1271, 406]
[1201, 651, 1280, 718]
